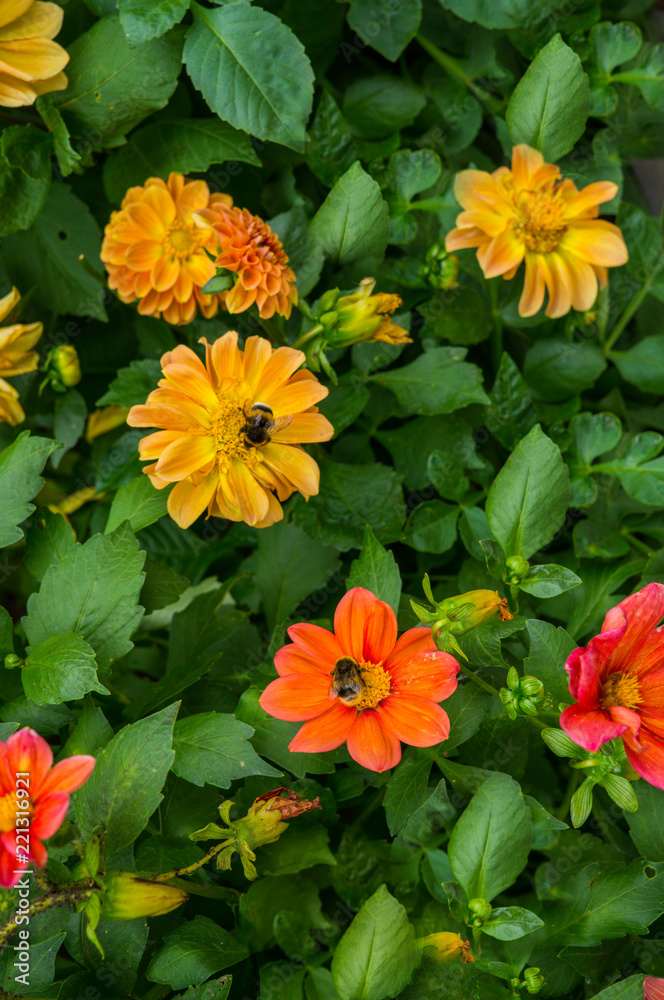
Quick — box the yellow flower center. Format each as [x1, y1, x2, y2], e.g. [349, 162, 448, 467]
[601, 672, 642, 710]
[163, 224, 202, 259]
[513, 189, 567, 253]
[354, 662, 392, 710]
[0, 792, 27, 834]
[211, 400, 258, 471]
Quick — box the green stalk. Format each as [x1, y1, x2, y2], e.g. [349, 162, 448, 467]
[415, 34, 503, 116]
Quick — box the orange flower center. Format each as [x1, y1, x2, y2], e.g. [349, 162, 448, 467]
[513, 189, 567, 253]
[329, 659, 391, 710]
[162, 223, 203, 259]
[601, 672, 642, 710]
[212, 399, 259, 470]
[0, 792, 29, 834]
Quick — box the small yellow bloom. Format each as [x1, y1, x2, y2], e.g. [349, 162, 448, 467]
[446, 143, 628, 318]
[0, 378, 25, 426]
[101, 871, 188, 921]
[43, 344, 81, 391]
[0, 0, 70, 108]
[420, 932, 474, 964]
[0, 286, 42, 377]
[85, 405, 129, 443]
[318, 277, 411, 347]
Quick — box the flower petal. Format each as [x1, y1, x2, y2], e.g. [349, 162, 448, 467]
[260, 443, 320, 497]
[559, 703, 627, 752]
[259, 673, 334, 721]
[31, 792, 69, 838]
[6, 728, 53, 796]
[346, 709, 401, 772]
[154, 434, 216, 481]
[288, 701, 357, 753]
[603, 583, 664, 670]
[625, 733, 664, 790]
[375, 695, 450, 747]
[167, 471, 218, 529]
[274, 644, 335, 677]
[561, 220, 628, 267]
[334, 587, 397, 664]
[286, 622, 344, 663]
[386, 649, 459, 702]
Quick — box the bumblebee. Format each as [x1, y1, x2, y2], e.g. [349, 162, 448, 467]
[241, 401, 293, 447]
[329, 656, 365, 706]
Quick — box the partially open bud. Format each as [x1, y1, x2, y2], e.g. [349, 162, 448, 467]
[43, 345, 81, 391]
[468, 898, 493, 922]
[523, 967, 545, 994]
[100, 871, 188, 920]
[419, 931, 474, 964]
[505, 556, 530, 584]
[411, 577, 513, 654]
[322, 278, 410, 347]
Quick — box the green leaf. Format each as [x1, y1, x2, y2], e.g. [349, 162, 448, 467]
[97, 358, 161, 408]
[22, 632, 108, 705]
[544, 558, 642, 641]
[184, 2, 314, 152]
[590, 20, 642, 74]
[36, 98, 81, 178]
[448, 773, 532, 902]
[443, 685, 492, 751]
[75, 703, 177, 852]
[387, 148, 442, 203]
[305, 162, 390, 290]
[347, 525, 401, 614]
[140, 558, 189, 612]
[570, 412, 622, 465]
[235, 688, 335, 778]
[486, 424, 569, 560]
[52, 389, 87, 469]
[481, 906, 544, 941]
[524, 620, 575, 705]
[23, 523, 146, 673]
[258, 824, 336, 876]
[104, 118, 260, 204]
[343, 76, 426, 140]
[0, 433, 59, 549]
[427, 450, 469, 503]
[403, 500, 459, 554]
[0, 932, 66, 996]
[254, 521, 340, 629]
[524, 337, 606, 402]
[3, 185, 108, 320]
[50, 16, 183, 147]
[118, 0, 189, 44]
[418, 286, 492, 347]
[506, 34, 590, 161]
[519, 564, 582, 599]
[306, 91, 358, 188]
[487, 353, 536, 450]
[437, 0, 534, 29]
[172, 711, 279, 788]
[613, 44, 664, 111]
[457, 614, 527, 669]
[399, 780, 456, 847]
[105, 475, 170, 534]
[181, 979, 233, 1000]
[346, 0, 421, 61]
[626, 781, 664, 856]
[589, 979, 646, 1000]
[147, 915, 249, 989]
[331, 885, 417, 1000]
[375, 347, 489, 415]
[611, 335, 664, 393]
[293, 460, 405, 552]
[0, 125, 52, 236]
[383, 756, 433, 835]
[606, 434, 664, 505]
[377, 414, 481, 491]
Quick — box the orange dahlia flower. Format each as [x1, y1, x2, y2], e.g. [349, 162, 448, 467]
[194, 201, 297, 319]
[127, 331, 333, 530]
[101, 173, 232, 326]
[0, 727, 95, 887]
[560, 583, 664, 788]
[445, 144, 628, 318]
[0, 0, 69, 107]
[259, 587, 460, 772]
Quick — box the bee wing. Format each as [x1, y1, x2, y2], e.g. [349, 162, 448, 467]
[270, 414, 294, 432]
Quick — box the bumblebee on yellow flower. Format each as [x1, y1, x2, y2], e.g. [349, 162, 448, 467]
[445, 144, 628, 318]
[127, 331, 334, 529]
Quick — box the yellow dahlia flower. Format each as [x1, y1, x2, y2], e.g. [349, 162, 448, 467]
[0, 0, 69, 107]
[194, 202, 298, 320]
[101, 173, 231, 326]
[0, 379, 25, 425]
[0, 286, 42, 426]
[127, 332, 334, 530]
[445, 144, 628, 318]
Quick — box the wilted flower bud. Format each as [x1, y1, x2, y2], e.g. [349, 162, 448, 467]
[419, 931, 474, 964]
[43, 345, 81, 392]
[101, 871, 188, 920]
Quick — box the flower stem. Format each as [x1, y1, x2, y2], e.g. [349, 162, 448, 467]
[415, 34, 503, 116]
[604, 257, 662, 352]
[292, 324, 324, 349]
[457, 661, 500, 696]
[150, 840, 233, 882]
[555, 768, 582, 822]
[0, 877, 97, 948]
[487, 278, 504, 374]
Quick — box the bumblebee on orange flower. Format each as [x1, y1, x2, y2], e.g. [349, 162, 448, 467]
[127, 331, 333, 530]
[260, 587, 460, 772]
[446, 143, 628, 318]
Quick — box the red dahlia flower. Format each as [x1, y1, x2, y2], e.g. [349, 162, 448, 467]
[560, 583, 664, 788]
[0, 727, 95, 887]
[645, 977, 664, 1000]
[259, 587, 459, 772]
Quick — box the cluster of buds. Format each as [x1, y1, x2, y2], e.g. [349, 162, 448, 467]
[40, 345, 81, 393]
[418, 931, 474, 965]
[510, 968, 545, 995]
[418, 243, 459, 290]
[296, 277, 411, 381]
[499, 667, 544, 720]
[411, 575, 512, 659]
[190, 788, 320, 880]
[541, 729, 638, 827]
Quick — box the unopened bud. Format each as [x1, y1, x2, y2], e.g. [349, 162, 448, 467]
[468, 898, 492, 921]
[505, 555, 530, 583]
[419, 931, 474, 964]
[101, 871, 188, 920]
[4, 654, 22, 670]
[570, 777, 595, 828]
[520, 676, 543, 697]
[524, 968, 545, 994]
[43, 345, 81, 391]
[85, 405, 129, 443]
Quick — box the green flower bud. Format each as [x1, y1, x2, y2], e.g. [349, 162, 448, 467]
[601, 772, 639, 812]
[101, 871, 188, 921]
[520, 676, 543, 697]
[524, 968, 545, 994]
[506, 667, 520, 690]
[520, 697, 540, 717]
[505, 555, 530, 583]
[468, 898, 492, 921]
[4, 653, 22, 670]
[43, 345, 81, 392]
[570, 777, 595, 829]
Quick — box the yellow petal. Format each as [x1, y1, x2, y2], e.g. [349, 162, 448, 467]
[0, 3, 63, 42]
[261, 443, 320, 498]
[0, 286, 19, 322]
[167, 472, 218, 529]
[0, 37, 69, 82]
[518, 253, 545, 318]
[229, 459, 270, 526]
[561, 221, 629, 267]
[0, 0, 32, 31]
[154, 434, 216, 481]
[270, 412, 334, 444]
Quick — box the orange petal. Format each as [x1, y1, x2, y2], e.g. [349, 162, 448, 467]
[538, 254, 571, 319]
[334, 588, 397, 664]
[482, 230, 525, 279]
[184, 252, 215, 288]
[124, 241, 162, 271]
[35, 755, 95, 798]
[259, 673, 332, 721]
[242, 335, 273, 390]
[263, 379, 328, 417]
[202, 331, 241, 385]
[125, 202, 167, 240]
[154, 434, 216, 481]
[561, 220, 629, 267]
[288, 701, 357, 753]
[453, 169, 497, 210]
[138, 429, 184, 459]
[31, 792, 69, 838]
[270, 412, 334, 444]
[346, 709, 401, 771]
[4, 728, 53, 795]
[562, 181, 618, 220]
[253, 346, 306, 400]
[511, 144, 545, 189]
[518, 252, 546, 317]
[177, 179, 211, 222]
[229, 459, 270, 526]
[375, 695, 450, 747]
[167, 471, 218, 529]
[287, 622, 344, 663]
[142, 183, 176, 225]
[445, 226, 488, 251]
[559, 251, 598, 313]
[260, 443, 320, 497]
[151, 254, 180, 291]
[274, 644, 335, 677]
